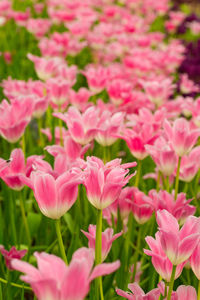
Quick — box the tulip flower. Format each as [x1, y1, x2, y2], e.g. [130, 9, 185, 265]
[23, 169, 82, 219]
[144, 232, 186, 282]
[116, 282, 160, 300]
[82, 225, 122, 261]
[164, 118, 200, 157]
[190, 243, 200, 280]
[156, 210, 200, 266]
[0, 98, 33, 143]
[0, 245, 27, 270]
[54, 106, 98, 145]
[83, 157, 136, 210]
[11, 248, 120, 300]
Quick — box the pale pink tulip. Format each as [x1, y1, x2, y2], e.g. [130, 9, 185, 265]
[172, 285, 197, 300]
[190, 243, 200, 280]
[12, 248, 120, 300]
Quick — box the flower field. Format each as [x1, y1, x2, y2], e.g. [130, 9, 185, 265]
[0, 0, 200, 299]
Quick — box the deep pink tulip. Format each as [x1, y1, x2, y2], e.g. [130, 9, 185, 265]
[0, 245, 27, 270]
[23, 169, 82, 219]
[82, 224, 122, 261]
[156, 210, 200, 265]
[83, 157, 136, 209]
[130, 187, 153, 224]
[120, 125, 158, 160]
[0, 98, 33, 143]
[144, 232, 186, 282]
[11, 248, 120, 300]
[116, 282, 160, 300]
[145, 190, 196, 224]
[164, 118, 200, 157]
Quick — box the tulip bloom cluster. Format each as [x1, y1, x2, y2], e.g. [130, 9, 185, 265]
[0, 0, 200, 300]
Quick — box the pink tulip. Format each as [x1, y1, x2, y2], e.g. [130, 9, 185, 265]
[26, 18, 51, 39]
[178, 146, 200, 182]
[145, 190, 196, 224]
[0, 149, 52, 191]
[95, 111, 124, 146]
[180, 74, 199, 94]
[144, 232, 186, 282]
[0, 98, 33, 143]
[116, 282, 160, 300]
[130, 187, 153, 224]
[82, 66, 109, 93]
[54, 106, 98, 145]
[0, 245, 27, 270]
[23, 169, 82, 219]
[145, 136, 177, 176]
[107, 79, 132, 106]
[47, 78, 71, 106]
[120, 125, 158, 160]
[41, 127, 68, 145]
[69, 88, 92, 111]
[82, 225, 122, 261]
[190, 243, 200, 280]
[164, 118, 200, 157]
[83, 156, 136, 209]
[11, 248, 120, 300]
[140, 78, 175, 107]
[156, 210, 200, 265]
[27, 54, 64, 81]
[172, 285, 197, 300]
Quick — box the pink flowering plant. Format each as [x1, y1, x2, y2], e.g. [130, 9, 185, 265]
[0, 1, 200, 300]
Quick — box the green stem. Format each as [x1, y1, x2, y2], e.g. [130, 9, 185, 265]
[21, 133, 26, 159]
[38, 117, 44, 148]
[156, 171, 161, 192]
[55, 219, 68, 265]
[0, 277, 31, 290]
[135, 160, 142, 187]
[95, 209, 104, 300]
[58, 106, 63, 146]
[198, 280, 200, 300]
[167, 265, 176, 300]
[9, 190, 17, 245]
[19, 191, 31, 245]
[174, 157, 181, 200]
[165, 176, 170, 193]
[132, 226, 142, 282]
